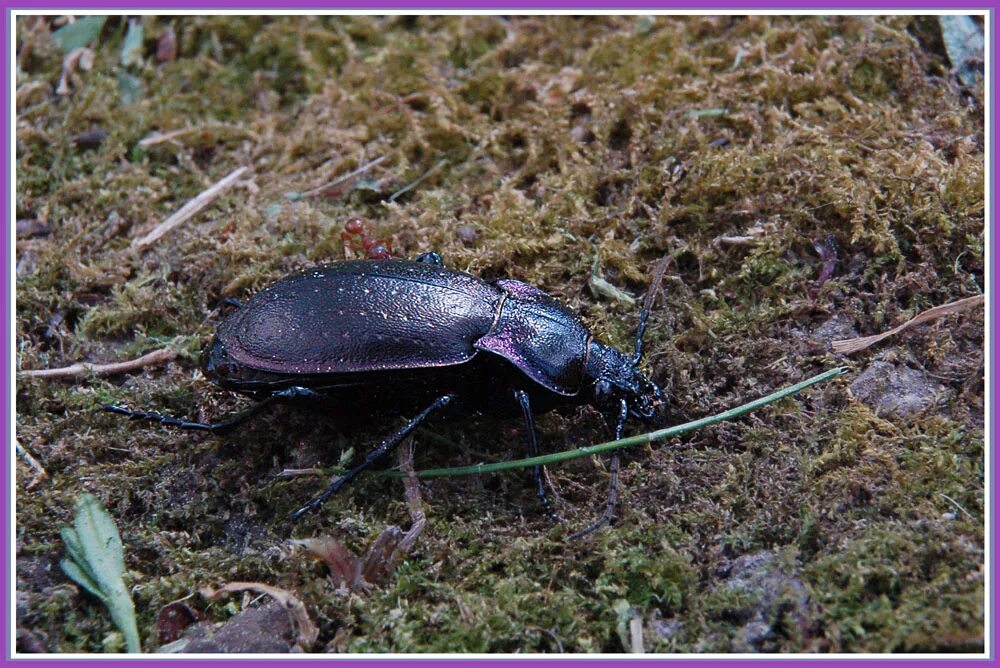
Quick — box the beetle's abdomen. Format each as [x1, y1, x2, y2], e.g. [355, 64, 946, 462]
[216, 260, 501, 375]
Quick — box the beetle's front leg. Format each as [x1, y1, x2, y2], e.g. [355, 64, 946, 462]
[513, 389, 560, 522]
[291, 393, 455, 521]
[569, 398, 628, 540]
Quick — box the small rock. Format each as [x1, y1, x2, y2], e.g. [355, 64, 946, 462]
[16, 219, 50, 238]
[156, 601, 205, 644]
[16, 628, 47, 653]
[73, 129, 106, 150]
[178, 601, 295, 653]
[15, 590, 30, 619]
[812, 314, 858, 345]
[712, 550, 817, 652]
[648, 616, 683, 641]
[849, 360, 948, 417]
[17, 248, 39, 276]
[456, 224, 478, 246]
[570, 124, 596, 144]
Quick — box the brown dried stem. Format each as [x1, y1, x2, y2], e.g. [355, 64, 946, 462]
[397, 436, 426, 553]
[832, 294, 984, 355]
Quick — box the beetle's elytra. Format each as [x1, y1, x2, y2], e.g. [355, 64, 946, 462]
[107, 252, 667, 527]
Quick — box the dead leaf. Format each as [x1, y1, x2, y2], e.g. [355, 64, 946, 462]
[359, 526, 404, 585]
[293, 437, 427, 593]
[155, 600, 205, 644]
[292, 536, 363, 590]
[200, 582, 317, 652]
[56, 47, 94, 96]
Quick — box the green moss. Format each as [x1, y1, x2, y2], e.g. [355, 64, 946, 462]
[805, 523, 983, 652]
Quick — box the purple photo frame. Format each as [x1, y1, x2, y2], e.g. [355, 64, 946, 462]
[4, 4, 995, 665]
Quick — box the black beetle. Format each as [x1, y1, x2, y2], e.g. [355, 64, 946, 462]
[108, 252, 668, 527]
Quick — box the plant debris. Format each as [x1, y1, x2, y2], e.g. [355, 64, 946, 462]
[131, 167, 251, 250]
[19, 346, 177, 379]
[293, 438, 427, 592]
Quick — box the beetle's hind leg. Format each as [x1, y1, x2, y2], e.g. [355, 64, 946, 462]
[412, 252, 443, 266]
[513, 390, 561, 523]
[104, 395, 278, 435]
[218, 296, 244, 311]
[291, 394, 455, 521]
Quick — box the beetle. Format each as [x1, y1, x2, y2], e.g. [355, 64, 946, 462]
[107, 252, 668, 530]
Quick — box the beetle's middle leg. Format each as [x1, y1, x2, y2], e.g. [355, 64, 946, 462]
[291, 393, 454, 521]
[513, 389, 560, 522]
[273, 386, 325, 400]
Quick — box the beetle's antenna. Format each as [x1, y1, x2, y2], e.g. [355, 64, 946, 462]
[630, 256, 670, 367]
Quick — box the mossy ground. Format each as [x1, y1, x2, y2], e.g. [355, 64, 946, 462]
[15, 15, 984, 653]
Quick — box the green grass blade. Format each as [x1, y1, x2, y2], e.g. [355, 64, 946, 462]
[60, 559, 106, 603]
[60, 493, 141, 653]
[386, 366, 847, 479]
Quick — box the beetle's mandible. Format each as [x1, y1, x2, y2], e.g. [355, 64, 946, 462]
[107, 252, 668, 527]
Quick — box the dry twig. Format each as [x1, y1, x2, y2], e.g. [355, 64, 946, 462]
[388, 159, 447, 202]
[132, 166, 250, 250]
[15, 440, 48, 489]
[275, 467, 326, 479]
[138, 128, 193, 147]
[302, 156, 385, 198]
[20, 347, 177, 379]
[630, 616, 645, 654]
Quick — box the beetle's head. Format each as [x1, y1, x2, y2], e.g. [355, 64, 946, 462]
[587, 342, 668, 427]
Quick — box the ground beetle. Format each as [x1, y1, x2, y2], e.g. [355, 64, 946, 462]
[108, 252, 668, 532]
